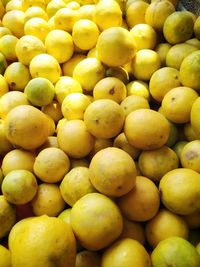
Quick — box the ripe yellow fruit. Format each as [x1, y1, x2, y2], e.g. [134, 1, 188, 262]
[21, 0, 46, 10]
[0, 244, 11, 267]
[2, 10, 25, 38]
[145, 0, 175, 32]
[84, 99, 125, 139]
[101, 238, 151, 267]
[0, 195, 16, 239]
[0, 74, 8, 96]
[58, 208, 71, 225]
[4, 105, 49, 150]
[9, 215, 76, 267]
[149, 67, 181, 102]
[75, 250, 101, 267]
[138, 146, 179, 182]
[60, 166, 96, 206]
[71, 192, 123, 250]
[93, 77, 127, 103]
[62, 54, 86, 77]
[0, 119, 13, 156]
[15, 35, 46, 65]
[54, 7, 79, 32]
[61, 92, 91, 120]
[46, 0, 66, 18]
[118, 176, 160, 221]
[33, 147, 70, 183]
[24, 6, 48, 22]
[89, 147, 136, 197]
[89, 137, 113, 158]
[126, 1, 149, 28]
[161, 86, 198, 123]
[2, 149, 35, 176]
[57, 119, 95, 158]
[0, 34, 18, 61]
[126, 80, 150, 100]
[191, 97, 200, 137]
[78, 4, 95, 20]
[0, 26, 11, 37]
[41, 100, 62, 123]
[2, 169, 38, 204]
[97, 27, 136, 67]
[4, 62, 31, 91]
[72, 19, 99, 51]
[31, 183, 66, 216]
[30, 53, 61, 84]
[94, 0, 122, 31]
[124, 109, 170, 150]
[45, 29, 74, 63]
[155, 42, 172, 66]
[24, 17, 50, 42]
[131, 49, 161, 81]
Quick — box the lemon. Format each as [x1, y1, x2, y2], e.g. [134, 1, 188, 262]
[46, 0, 66, 18]
[30, 53, 61, 84]
[126, 1, 149, 28]
[191, 97, 200, 137]
[126, 80, 150, 100]
[72, 19, 99, 51]
[61, 92, 91, 120]
[58, 208, 71, 225]
[45, 114, 56, 136]
[97, 27, 136, 67]
[0, 34, 18, 61]
[24, 6, 48, 21]
[194, 15, 200, 40]
[62, 54, 86, 77]
[185, 38, 200, 49]
[179, 50, 200, 92]
[159, 168, 200, 215]
[84, 99, 125, 139]
[65, 1, 80, 9]
[106, 66, 129, 84]
[130, 23, 157, 50]
[161, 86, 198, 124]
[166, 43, 198, 70]
[47, 15, 55, 30]
[163, 11, 194, 44]
[5, 0, 22, 11]
[149, 67, 181, 102]
[0, 120, 13, 156]
[73, 58, 105, 92]
[45, 29, 74, 63]
[24, 17, 50, 42]
[145, 0, 175, 32]
[78, 4, 95, 20]
[124, 109, 170, 150]
[71, 192, 123, 250]
[33, 147, 70, 183]
[60, 166, 96, 206]
[2, 169, 38, 204]
[4, 62, 31, 91]
[93, 77, 127, 103]
[21, 0, 46, 10]
[0, 244, 11, 267]
[0, 26, 11, 37]
[184, 123, 199, 142]
[94, 0, 122, 31]
[31, 183, 66, 216]
[155, 42, 172, 66]
[55, 76, 83, 104]
[89, 137, 113, 158]
[24, 77, 55, 107]
[102, 238, 151, 267]
[4, 105, 49, 150]
[0, 74, 8, 96]
[131, 49, 161, 81]
[57, 119, 95, 158]
[2, 10, 25, 38]
[41, 100, 62, 123]
[9, 215, 76, 267]
[0, 195, 16, 239]
[89, 147, 136, 197]
[75, 250, 101, 267]
[15, 35, 45, 66]
[70, 158, 89, 169]
[54, 7, 79, 32]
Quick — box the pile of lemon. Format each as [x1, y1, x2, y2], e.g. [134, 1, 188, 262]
[1, 0, 200, 266]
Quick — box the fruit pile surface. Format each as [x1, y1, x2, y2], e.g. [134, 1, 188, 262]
[1, 0, 200, 266]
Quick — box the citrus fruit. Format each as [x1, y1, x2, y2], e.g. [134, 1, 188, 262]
[0, 244, 11, 267]
[75, 250, 101, 267]
[0, 119, 13, 156]
[126, 80, 150, 100]
[62, 54, 86, 77]
[155, 42, 172, 66]
[0, 34, 18, 61]
[54, 7, 79, 32]
[126, 1, 149, 28]
[191, 97, 200, 136]
[24, 17, 50, 41]
[24, 6, 48, 22]
[2, 10, 25, 38]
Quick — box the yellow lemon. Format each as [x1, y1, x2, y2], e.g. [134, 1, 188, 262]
[41, 100, 62, 123]
[5, 0, 22, 11]
[97, 27, 136, 67]
[84, 99, 125, 139]
[126, 80, 150, 100]
[46, 0, 66, 18]
[60, 166, 96, 206]
[24, 17, 50, 42]
[106, 66, 129, 84]
[102, 238, 151, 267]
[89, 147, 136, 197]
[55, 76, 83, 104]
[71, 192, 123, 250]
[31, 183, 66, 216]
[0, 26, 11, 37]
[72, 19, 99, 51]
[61, 92, 91, 120]
[94, 0, 122, 31]
[78, 4, 95, 20]
[126, 1, 149, 28]
[0, 34, 18, 61]
[9, 215, 76, 267]
[24, 6, 48, 21]
[33, 147, 70, 183]
[57, 119, 95, 158]
[62, 54, 86, 77]
[0, 244, 11, 267]
[89, 137, 113, 158]
[0, 74, 8, 96]
[21, 0, 46, 10]
[58, 208, 71, 225]
[191, 97, 200, 137]
[194, 15, 200, 40]
[4, 62, 31, 91]
[73, 57, 105, 92]
[0, 119, 13, 156]
[2, 10, 25, 38]
[185, 38, 200, 49]
[131, 49, 161, 81]
[54, 7, 79, 32]
[2, 169, 38, 204]
[30, 53, 61, 84]
[155, 42, 172, 66]
[4, 105, 49, 150]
